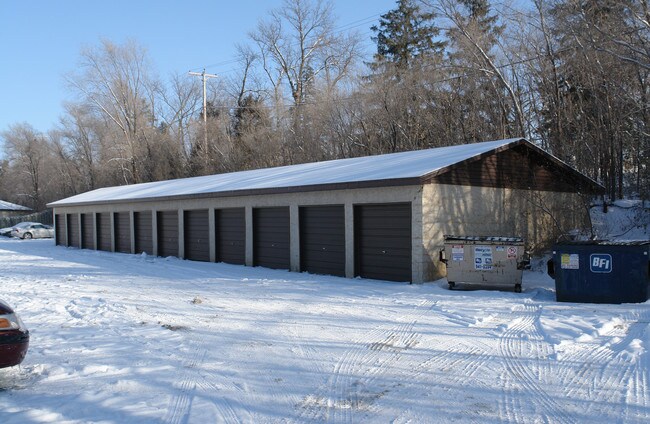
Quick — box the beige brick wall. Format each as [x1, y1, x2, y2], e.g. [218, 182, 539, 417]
[51, 182, 591, 284]
[52, 185, 425, 281]
[421, 184, 591, 281]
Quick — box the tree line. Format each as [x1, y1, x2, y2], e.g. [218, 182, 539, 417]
[1, 0, 648, 211]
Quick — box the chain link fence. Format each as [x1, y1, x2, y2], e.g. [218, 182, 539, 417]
[0, 210, 53, 229]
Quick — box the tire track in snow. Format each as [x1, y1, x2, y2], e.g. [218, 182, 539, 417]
[295, 299, 434, 423]
[625, 359, 649, 422]
[599, 310, 649, 422]
[163, 343, 205, 424]
[553, 309, 650, 421]
[163, 335, 245, 424]
[616, 310, 650, 422]
[497, 302, 575, 424]
[390, 304, 501, 424]
[327, 318, 420, 423]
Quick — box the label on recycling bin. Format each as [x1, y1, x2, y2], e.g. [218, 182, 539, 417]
[560, 253, 580, 270]
[590, 254, 612, 273]
[474, 246, 493, 270]
[452, 245, 464, 261]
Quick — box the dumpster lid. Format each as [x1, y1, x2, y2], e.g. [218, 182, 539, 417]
[554, 239, 649, 246]
[444, 235, 524, 243]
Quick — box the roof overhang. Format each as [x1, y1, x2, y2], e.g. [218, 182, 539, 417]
[48, 177, 424, 208]
[48, 138, 605, 208]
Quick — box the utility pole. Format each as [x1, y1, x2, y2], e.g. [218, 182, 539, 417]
[188, 69, 218, 168]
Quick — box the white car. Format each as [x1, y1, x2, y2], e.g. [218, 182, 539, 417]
[1, 222, 36, 237]
[11, 222, 54, 239]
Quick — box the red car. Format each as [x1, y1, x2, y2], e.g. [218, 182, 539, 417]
[0, 299, 29, 368]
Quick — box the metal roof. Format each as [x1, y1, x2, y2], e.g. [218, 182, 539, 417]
[48, 138, 603, 207]
[0, 200, 32, 211]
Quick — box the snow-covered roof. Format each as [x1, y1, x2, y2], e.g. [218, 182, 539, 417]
[49, 138, 599, 207]
[0, 200, 32, 211]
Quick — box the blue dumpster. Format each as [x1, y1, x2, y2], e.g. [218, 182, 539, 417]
[548, 240, 650, 304]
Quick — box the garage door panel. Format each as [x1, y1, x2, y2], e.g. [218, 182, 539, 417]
[358, 254, 411, 267]
[81, 214, 94, 249]
[359, 259, 410, 272]
[302, 230, 344, 240]
[134, 212, 153, 255]
[301, 242, 345, 253]
[358, 238, 412, 250]
[354, 218, 410, 228]
[55, 214, 66, 246]
[358, 229, 413, 239]
[255, 242, 290, 257]
[114, 212, 131, 253]
[216, 208, 245, 265]
[303, 217, 344, 226]
[185, 210, 210, 262]
[360, 209, 410, 218]
[253, 207, 290, 270]
[360, 269, 410, 282]
[256, 240, 290, 248]
[300, 205, 345, 277]
[97, 213, 112, 251]
[356, 252, 411, 263]
[68, 214, 80, 247]
[355, 203, 411, 282]
[302, 256, 345, 266]
[158, 211, 179, 257]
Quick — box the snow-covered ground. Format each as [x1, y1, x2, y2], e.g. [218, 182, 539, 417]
[591, 199, 650, 241]
[0, 203, 648, 423]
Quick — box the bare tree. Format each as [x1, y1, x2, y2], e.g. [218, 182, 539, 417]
[159, 72, 203, 162]
[1, 123, 52, 209]
[57, 103, 103, 191]
[426, 0, 526, 137]
[249, 0, 361, 107]
[67, 39, 160, 184]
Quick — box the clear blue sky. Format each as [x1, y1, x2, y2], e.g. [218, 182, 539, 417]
[0, 0, 396, 134]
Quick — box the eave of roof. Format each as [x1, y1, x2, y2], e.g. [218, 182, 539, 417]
[0, 200, 32, 211]
[421, 139, 605, 194]
[47, 138, 604, 208]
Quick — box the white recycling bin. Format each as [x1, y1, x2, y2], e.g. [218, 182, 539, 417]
[442, 235, 528, 292]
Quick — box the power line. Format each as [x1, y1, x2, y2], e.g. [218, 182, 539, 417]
[188, 13, 384, 73]
[195, 44, 580, 114]
[188, 69, 219, 162]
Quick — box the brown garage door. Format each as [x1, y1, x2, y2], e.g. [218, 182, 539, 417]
[157, 210, 179, 258]
[354, 203, 412, 282]
[97, 213, 112, 251]
[134, 211, 153, 255]
[216, 208, 245, 265]
[81, 213, 94, 249]
[114, 212, 131, 253]
[55, 214, 66, 246]
[184, 210, 210, 262]
[253, 207, 290, 270]
[67, 214, 80, 248]
[299, 205, 345, 277]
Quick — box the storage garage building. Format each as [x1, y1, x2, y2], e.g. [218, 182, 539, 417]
[48, 138, 602, 283]
[0, 200, 32, 218]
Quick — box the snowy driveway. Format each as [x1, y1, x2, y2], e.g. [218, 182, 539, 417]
[0, 239, 648, 423]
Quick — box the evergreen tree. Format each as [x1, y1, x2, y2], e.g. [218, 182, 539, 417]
[542, 0, 646, 199]
[371, 0, 445, 69]
[458, 0, 503, 38]
[233, 94, 266, 138]
[439, 0, 522, 140]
